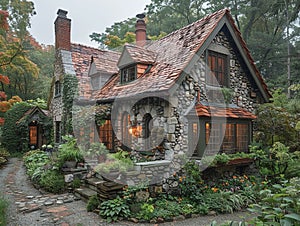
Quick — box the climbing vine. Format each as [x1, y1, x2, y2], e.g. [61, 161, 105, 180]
[62, 74, 78, 135]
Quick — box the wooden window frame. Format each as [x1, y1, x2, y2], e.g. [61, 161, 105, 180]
[207, 50, 228, 87]
[120, 65, 136, 84]
[204, 120, 250, 154]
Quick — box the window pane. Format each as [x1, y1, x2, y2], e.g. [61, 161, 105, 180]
[207, 51, 227, 86]
[222, 123, 235, 152]
[206, 123, 221, 152]
[236, 124, 249, 152]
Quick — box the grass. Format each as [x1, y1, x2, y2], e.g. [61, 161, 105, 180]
[0, 194, 8, 226]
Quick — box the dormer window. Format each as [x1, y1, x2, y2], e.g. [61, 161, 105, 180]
[207, 51, 228, 87]
[121, 65, 136, 84]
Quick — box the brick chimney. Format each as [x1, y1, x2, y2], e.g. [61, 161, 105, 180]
[54, 9, 71, 51]
[135, 13, 146, 47]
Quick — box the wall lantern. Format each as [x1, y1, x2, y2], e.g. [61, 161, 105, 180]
[129, 124, 142, 137]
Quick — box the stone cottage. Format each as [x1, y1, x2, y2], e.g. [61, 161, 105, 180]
[50, 9, 271, 183]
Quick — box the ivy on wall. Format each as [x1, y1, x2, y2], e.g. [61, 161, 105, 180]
[62, 74, 78, 135]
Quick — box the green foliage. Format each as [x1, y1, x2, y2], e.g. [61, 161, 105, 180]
[99, 196, 131, 223]
[179, 161, 203, 203]
[136, 203, 155, 221]
[0, 194, 8, 226]
[62, 74, 78, 135]
[58, 135, 84, 164]
[39, 170, 65, 194]
[86, 195, 100, 212]
[250, 142, 298, 181]
[0, 147, 9, 165]
[248, 177, 300, 225]
[1, 102, 31, 152]
[71, 178, 81, 189]
[95, 149, 134, 173]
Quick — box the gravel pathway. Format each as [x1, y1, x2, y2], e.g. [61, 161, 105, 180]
[0, 158, 255, 226]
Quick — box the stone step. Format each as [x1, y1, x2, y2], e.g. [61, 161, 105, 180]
[74, 187, 97, 202]
[84, 178, 105, 192]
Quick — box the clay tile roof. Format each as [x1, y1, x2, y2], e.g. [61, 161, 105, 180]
[70, 43, 120, 99]
[94, 9, 228, 101]
[92, 51, 120, 74]
[123, 44, 157, 65]
[195, 104, 256, 119]
[91, 8, 270, 102]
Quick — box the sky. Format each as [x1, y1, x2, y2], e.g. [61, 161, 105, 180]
[29, 0, 151, 48]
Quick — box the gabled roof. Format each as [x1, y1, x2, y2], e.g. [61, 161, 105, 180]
[195, 104, 257, 119]
[117, 44, 157, 68]
[91, 51, 120, 75]
[68, 43, 119, 99]
[93, 9, 271, 102]
[16, 106, 50, 124]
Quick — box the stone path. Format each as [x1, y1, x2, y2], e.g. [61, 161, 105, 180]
[0, 158, 255, 226]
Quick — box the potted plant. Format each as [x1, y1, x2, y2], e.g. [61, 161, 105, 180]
[94, 149, 134, 180]
[58, 135, 84, 168]
[86, 142, 109, 163]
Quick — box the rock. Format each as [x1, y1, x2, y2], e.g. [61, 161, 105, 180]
[208, 210, 217, 216]
[130, 218, 139, 223]
[44, 201, 54, 206]
[157, 217, 164, 223]
[26, 195, 34, 199]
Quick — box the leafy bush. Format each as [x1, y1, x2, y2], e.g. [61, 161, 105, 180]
[0, 195, 8, 226]
[248, 177, 300, 225]
[58, 135, 84, 165]
[23, 150, 50, 178]
[99, 196, 131, 223]
[39, 170, 65, 193]
[1, 102, 32, 153]
[87, 195, 100, 212]
[0, 147, 9, 165]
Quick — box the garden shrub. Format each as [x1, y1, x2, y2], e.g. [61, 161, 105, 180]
[0, 147, 9, 166]
[39, 170, 65, 194]
[87, 195, 100, 212]
[248, 177, 300, 225]
[99, 196, 131, 223]
[1, 102, 31, 153]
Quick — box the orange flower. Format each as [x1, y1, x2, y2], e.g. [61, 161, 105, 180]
[211, 187, 219, 192]
[233, 176, 237, 179]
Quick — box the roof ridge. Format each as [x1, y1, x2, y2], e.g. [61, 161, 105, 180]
[71, 42, 119, 54]
[154, 8, 229, 43]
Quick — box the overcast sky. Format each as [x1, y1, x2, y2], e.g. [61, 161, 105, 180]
[29, 0, 151, 48]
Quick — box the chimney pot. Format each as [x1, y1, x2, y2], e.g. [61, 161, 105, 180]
[135, 13, 146, 47]
[57, 9, 68, 18]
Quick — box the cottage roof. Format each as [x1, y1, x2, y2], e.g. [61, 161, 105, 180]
[195, 104, 257, 119]
[69, 43, 120, 99]
[16, 106, 50, 125]
[93, 9, 271, 102]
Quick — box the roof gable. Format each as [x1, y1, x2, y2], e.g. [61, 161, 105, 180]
[117, 44, 157, 68]
[92, 9, 270, 102]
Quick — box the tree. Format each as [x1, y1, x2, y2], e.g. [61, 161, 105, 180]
[0, 1, 39, 100]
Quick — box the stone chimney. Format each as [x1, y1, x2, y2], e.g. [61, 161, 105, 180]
[54, 9, 71, 51]
[135, 13, 146, 47]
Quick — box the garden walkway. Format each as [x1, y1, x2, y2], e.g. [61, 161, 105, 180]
[0, 158, 255, 226]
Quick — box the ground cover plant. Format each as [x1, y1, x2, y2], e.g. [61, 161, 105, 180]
[0, 194, 8, 226]
[98, 161, 262, 223]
